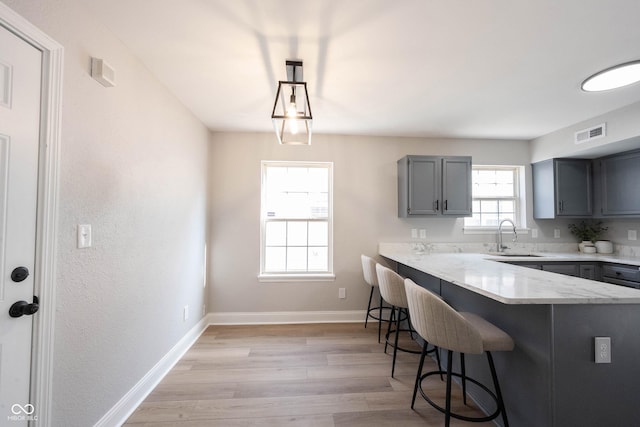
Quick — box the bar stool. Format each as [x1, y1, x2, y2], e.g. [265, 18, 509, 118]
[404, 278, 514, 427]
[376, 264, 438, 378]
[360, 255, 392, 343]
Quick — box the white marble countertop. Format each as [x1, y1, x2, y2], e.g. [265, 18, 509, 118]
[379, 243, 640, 304]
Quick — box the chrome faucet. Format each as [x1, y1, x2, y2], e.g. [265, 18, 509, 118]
[497, 219, 517, 252]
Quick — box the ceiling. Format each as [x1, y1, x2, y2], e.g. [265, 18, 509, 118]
[86, 0, 640, 140]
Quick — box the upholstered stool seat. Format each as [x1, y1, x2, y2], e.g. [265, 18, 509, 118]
[376, 264, 439, 378]
[360, 255, 393, 343]
[404, 278, 514, 427]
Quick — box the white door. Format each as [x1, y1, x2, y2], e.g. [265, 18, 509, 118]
[0, 24, 42, 423]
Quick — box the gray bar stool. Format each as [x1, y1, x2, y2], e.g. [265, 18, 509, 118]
[360, 255, 392, 343]
[376, 264, 439, 378]
[404, 278, 514, 427]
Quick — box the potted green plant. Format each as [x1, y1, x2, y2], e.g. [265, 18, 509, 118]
[568, 220, 608, 252]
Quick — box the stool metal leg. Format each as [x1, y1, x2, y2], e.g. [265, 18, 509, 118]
[384, 306, 396, 354]
[460, 352, 467, 405]
[412, 341, 429, 409]
[435, 347, 443, 381]
[391, 307, 402, 377]
[378, 295, 384, 343]
[445, 350, 454, 427]
[364, 286, 375, 327]
[487, 351, 510, 427]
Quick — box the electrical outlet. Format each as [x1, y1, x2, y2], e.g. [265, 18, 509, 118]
[339, 288, 346, 299]
[594, 337, 611, 363]
[411, 228, 418, 239]
[183, 305, 189, 321]
[419, 229, 427, 239]
[531, 229, 538, 239]
[628, 230, 637, 241]
[554, 229, 560, 238]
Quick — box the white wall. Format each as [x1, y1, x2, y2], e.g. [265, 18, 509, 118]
[2, 1, 209, 425]
[531, 100, 640, 162]
[208, 132, 532, 314]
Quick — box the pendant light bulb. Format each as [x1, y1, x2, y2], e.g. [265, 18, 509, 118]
[286, 91, 297, 118]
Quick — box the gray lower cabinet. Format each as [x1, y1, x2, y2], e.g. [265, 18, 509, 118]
[578, 264, 599, 280]
[599, 149, 640, 216]
[532, 158, 592, 219]
[601, 263, 640, 288]
[398, 155, 471, 217]
[542, 263, 579, 277]
[505, 261, 599, 279]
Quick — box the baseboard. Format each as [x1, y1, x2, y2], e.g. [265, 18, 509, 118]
[208, 310, 367, 325]
[94, 314, 211, 427]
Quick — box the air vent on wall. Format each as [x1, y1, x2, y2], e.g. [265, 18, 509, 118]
[575, 123, 606, 144]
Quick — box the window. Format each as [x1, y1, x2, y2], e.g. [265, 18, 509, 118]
[464, 166, 524, 229]
[259, 161, 334, 281]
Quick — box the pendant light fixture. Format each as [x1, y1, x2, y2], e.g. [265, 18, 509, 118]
[271, 60, 313, 145]
[581, 60, 640, 92]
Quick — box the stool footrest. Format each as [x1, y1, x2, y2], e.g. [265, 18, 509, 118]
[384, 327, 421, 355]
[418, 370, 501, 423]
[366, 306, 393, 322]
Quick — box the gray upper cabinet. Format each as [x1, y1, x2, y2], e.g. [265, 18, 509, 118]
[599, 150, 640, 216]
[398, 155, 471, 217]
[532, 158, 592, 219]
[442, 157, 473, 215]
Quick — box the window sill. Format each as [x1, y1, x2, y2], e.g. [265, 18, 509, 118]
[258, 273, 336, 283]
[463, 227, 530, 235]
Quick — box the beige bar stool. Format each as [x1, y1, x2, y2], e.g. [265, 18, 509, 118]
[404, 278, 514, 427]
[360, 255, 392, 343]
[376, 264, 439, 377]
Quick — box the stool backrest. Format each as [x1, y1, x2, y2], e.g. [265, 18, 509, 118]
[361, 255, 378, 287]
[404, 278, 484, 354]
[376, 264, 408, 308]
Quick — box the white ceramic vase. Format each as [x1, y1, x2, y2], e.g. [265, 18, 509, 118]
[578, 241, 592, 252]
[595, 240, 613, 254]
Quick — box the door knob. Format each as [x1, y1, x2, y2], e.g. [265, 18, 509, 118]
[11, 267, 29, 282]
[9, 296, 39, 318]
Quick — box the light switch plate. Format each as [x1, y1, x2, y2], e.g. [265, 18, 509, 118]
[419, 229, 427, 239]
[78, 224, 92, 248]
[628, 230, 637, 241]
[554, 229, 560, 239]
[411, 229, 418, 239]
[531, 229, 538, 239]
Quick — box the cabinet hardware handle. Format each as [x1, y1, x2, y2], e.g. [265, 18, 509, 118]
[435, 200, 439, 211]
[445, 200, 448, 210]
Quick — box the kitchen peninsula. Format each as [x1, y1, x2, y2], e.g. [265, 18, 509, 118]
[379, 243, 640, 427]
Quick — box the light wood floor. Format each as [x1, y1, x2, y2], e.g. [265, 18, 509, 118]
[124, 322, 493, 426]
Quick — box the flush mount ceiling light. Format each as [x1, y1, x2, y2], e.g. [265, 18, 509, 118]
[271, 60, 312, 145]
[581, 60, 640, 92]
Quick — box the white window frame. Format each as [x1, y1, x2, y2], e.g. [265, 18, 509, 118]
[463, 165, 528, 234]
[259, 161, 335, 282]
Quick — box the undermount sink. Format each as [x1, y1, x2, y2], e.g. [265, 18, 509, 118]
[489, 253, 542, 257]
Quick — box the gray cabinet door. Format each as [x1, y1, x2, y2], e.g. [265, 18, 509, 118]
[533, 158, 592, 219]
[579, 264, 599, 280]
[542, 263, 579, 277]
[407, 156, 440, 215]
[554, 159, 592, 216]
[442, 157, 472, 216]
[601, 150, 640, 216]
